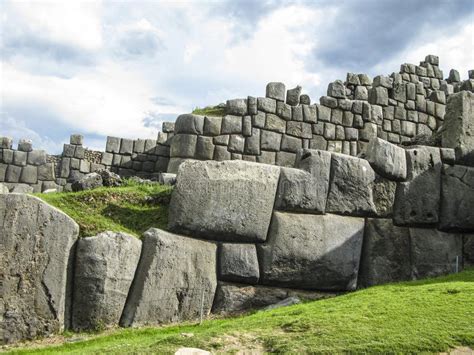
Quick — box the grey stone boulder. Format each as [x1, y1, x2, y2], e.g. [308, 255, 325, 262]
[275, 168, 319, 213]
[170, 134, 197, 158]
[211, 282, 336, 314]
[372, 175, 397, 217]
[97, 169, 122, 187]
[410, 228, 463, 279]
[442, 91, 474, 165]
[168, 160, 280, 242]
[326, 153, 377, 216]
[0, 182, 8, 193]
[393, 146, 441, 226]
[0, 194, 79, 343]
[226, 99, 247, 116]
[174, 114, 204, 135]
[218, 244, 259, 284]
[266, 82, 285, 101]
[327, 80, 346, 98]
[120, 228, 217, 327]
[258, 212, 365, 290]
[358, 219, 411, 287]
[72, 232, 142, 331]
[18, 138, 33, 152]
[439, 164, 474, 231]
[71, 172, 103, 191]
[286, 86, 302, 106]
[11, 183, 34, 194]
[363, 138, 407, 180]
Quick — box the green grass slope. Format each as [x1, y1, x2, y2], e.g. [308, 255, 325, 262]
[192, 105, 226, 117]
[35, 180, 172, 238]
[8, 268, 474, 354]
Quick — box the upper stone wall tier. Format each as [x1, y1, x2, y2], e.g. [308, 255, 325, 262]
[167, 55, 473, 173]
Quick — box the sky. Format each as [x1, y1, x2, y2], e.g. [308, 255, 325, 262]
[1, 0, 473, 153]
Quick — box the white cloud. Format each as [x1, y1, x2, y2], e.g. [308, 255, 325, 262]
[4, 1, 103, 52]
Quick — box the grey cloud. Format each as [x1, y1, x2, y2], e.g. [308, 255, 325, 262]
[115, 29, 164, 58]
[309, 0, 474, 70]
[143, 112, 179, 130]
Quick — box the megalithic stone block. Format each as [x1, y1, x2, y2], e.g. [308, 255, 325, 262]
[0, 194, 79, 344]
[168, 160, 280, 242]
[72, 232, 141, 331]
[393, 146, 441, 226]
[441, 91, 474, 165]
[258, 212, 365, 291]
[120, 228, 217, 327]
[363, 137, 407, 181]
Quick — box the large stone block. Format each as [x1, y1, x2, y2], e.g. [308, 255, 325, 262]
[211, 282, 335, 314]
[410, 228, 463, 279]
[393, 146, 441, 226]
[27, 150, 47, 166]
[195, 136, 215, 160]
[464, 234, 474, 267]
[364, 138, 407, 180]
[226, 99, 247, 116]
[218, 244, 259, 284]
[72, 232, 141, 331]
[441, 91, 474, 165]
[221, 115, 243, 134]
[275, 149, 331, 213]
[6, 165, 21, 183]
[286, 86, 301, 106]
[260, 130, 282, 151]
[327, 80, 346, 98]
[266, 82, 285, 101]
[20, 165, 37, 184]
[170, 134, 197, 158]
[258, 212, 365, 290]
[203, 116, 222, 136]
[168, 160, 280, 242]
[106, 137, 121, 153]
[358, 219, 411, 287]
[439, 164, 474, 231]
[326, 153, 377, 216]
[120, 228, 217, 327]
[0, 194, 79, 343]
[257, 97, 277, 113]
[174, 114, 204, 135]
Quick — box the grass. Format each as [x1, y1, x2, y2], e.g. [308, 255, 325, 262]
[35, 180, 172, 238]
[7, 268, 474, 354]
[192, 105, 226, 117]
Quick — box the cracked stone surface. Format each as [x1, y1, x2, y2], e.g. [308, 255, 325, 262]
[0, 194, 79, 344]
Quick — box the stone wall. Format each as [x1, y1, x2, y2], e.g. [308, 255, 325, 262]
[0, 125, 175, 192]
[168, 55, 474, 172]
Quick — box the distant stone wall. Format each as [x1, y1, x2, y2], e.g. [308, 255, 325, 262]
[0, 125, 175, 192]
[0, 138, 57, 192]
[168, 55, 474, 172]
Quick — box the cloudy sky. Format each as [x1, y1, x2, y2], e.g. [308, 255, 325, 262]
[1, 0, 473, 153]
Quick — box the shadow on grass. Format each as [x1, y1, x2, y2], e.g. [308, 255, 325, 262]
[101, 203, 169, 236]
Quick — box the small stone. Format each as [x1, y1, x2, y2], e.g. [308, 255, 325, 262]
[226, 98, 247, 115]
[327, 80, 346, 98]
[286, 86, 302, 106]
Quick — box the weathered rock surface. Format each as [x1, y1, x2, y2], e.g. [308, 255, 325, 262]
[274, 149, 331, 213]
[439, 164, 474, 231]
[442, 91, 474, 165]
[11, 184, 34, 194]
[393, 146, 441, 226]
[410, 228, 463, 279]
[72, 232, 142, 331]
[218, 244, 259, 284]
[71, 172, 103, 191]
[211, 282, 336, 314]
[326, 153, 377, 216]
[258, 212, 365, 290]
[0, 194, 79, 344]
[372, 175, 397, 217]
[0, 182, 8, 193]
[364, 138, 407, 180]
[120, 228, 217, 327]
[168, 160, 280, 242]
[358, 219, 411, 287]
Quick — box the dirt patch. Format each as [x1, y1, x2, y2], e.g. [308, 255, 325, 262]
[213, 333, 266, 354]
[440, 346, 473, 355]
